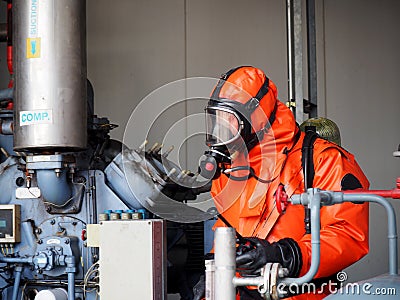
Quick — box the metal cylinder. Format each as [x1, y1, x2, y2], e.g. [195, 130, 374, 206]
[13, 0, 87, 152]
[214, 227, 236, 300]
[34, 288, 68, 300]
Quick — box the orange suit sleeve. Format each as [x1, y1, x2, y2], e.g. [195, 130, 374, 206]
[297, 146, 369, 278]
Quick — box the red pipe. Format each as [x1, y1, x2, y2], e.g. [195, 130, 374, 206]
[343, 178, 400, 199]
[7, 2, 13, 78]
[7, 46, 12, 77]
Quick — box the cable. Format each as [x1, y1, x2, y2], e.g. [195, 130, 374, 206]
[83, 262, 99, 298]
[20, 282, 28, 300]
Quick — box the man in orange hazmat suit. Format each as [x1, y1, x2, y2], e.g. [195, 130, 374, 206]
[195, 66, 369, 299]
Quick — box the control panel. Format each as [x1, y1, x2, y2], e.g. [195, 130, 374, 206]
[0, 204, 21, 244]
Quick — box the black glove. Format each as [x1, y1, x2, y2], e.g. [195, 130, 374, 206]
[161, 179, 212, 202]
[236, 237, 302, 277]
[192, 274, 205, 300]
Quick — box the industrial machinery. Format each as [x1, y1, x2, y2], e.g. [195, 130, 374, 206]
[0, 1, 214, 299]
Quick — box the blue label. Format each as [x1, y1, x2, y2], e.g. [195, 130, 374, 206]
[20, 110, 52, 126]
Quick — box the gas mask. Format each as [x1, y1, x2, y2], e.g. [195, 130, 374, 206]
[199, 68, 278, 182]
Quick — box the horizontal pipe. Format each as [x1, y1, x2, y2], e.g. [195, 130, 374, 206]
[0, 257, 32, 264]
[344, 189, 400, 199]
[233, 276, 264, 287]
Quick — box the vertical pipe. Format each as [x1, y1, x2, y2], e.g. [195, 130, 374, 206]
[6, 1, 12, 75]
[214, 227, 236, 300]
[68, 272, 75, 300]
[287, 0, 294, 107]
[65, 255, 76, 300]
[11, 265, 23, 300]
[286, 0, 304, 123]
[282, 192, 321, 285]
[306, 0, 318, 117]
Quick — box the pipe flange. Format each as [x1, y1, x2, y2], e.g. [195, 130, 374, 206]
[259, 263, 272, 299]
[259, 263, 283, 300]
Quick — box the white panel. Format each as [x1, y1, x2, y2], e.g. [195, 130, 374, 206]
[86, 224, 99, 247]
[98, 220, 166, 300]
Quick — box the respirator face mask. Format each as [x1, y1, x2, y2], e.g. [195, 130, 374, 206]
[198, 68, 277, 182]
[205, 106, 244, 152]
[201, 104, 246, 180]
[200, 98, 276, 182]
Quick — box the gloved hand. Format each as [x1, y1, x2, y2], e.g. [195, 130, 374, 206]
[236, 237, 302, 277]
[192, 274, 205, 300]
[161, 180, 212, 202]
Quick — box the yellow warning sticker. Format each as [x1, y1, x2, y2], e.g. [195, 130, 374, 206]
[26, 38, 41, 58]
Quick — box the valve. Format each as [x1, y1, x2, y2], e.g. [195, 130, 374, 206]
[33, 249, 56, 271]
[275, 184, 289, 214]
[81, 229, 87, 241]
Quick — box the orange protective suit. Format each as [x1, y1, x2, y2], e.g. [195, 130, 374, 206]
[210, 67, 369, 299]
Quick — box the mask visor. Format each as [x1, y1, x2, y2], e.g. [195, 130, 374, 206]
[205, 106, 242, 147]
